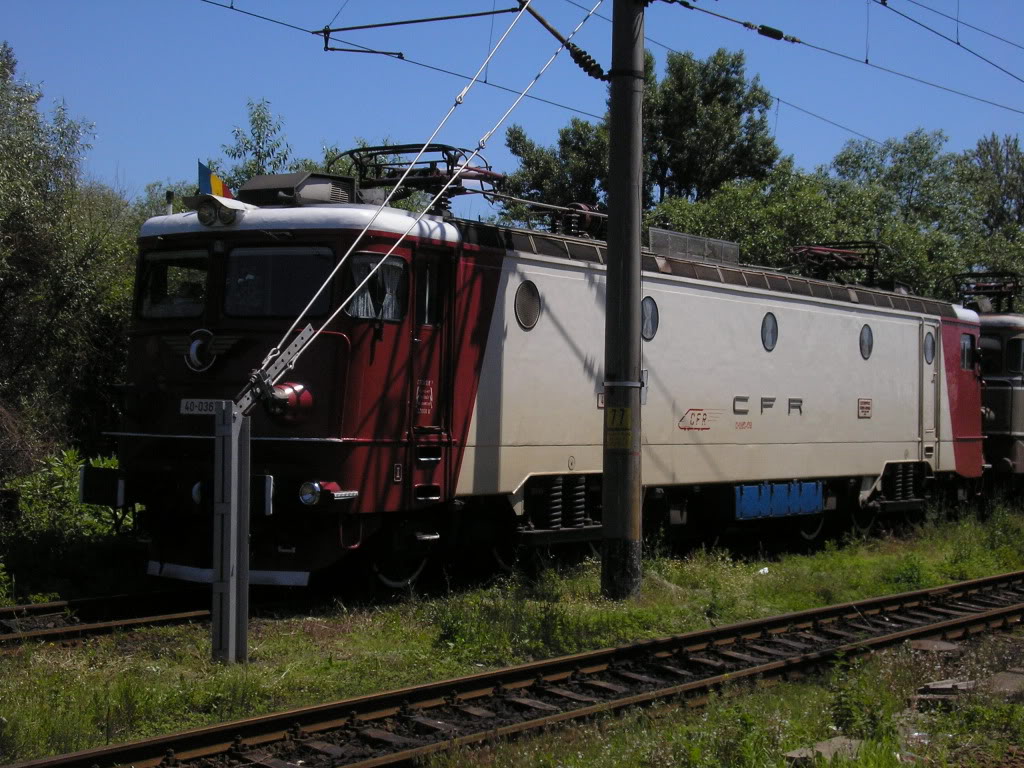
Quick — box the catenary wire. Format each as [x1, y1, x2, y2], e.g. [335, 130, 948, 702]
[898, 0, 1024, 53]
[326, 0, 351, 30]
[266, 1, 537, 364]
[322, 8, 520, 34]
[559, 0, 880, 143]
[286, 0, 606, 370]
[198, 0, 604, 120]
[200, 0, 394, 56]
[873, 0, 1024, 86]
[659, 0, 1024, 117]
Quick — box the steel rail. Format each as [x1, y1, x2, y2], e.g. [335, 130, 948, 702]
[0, 610, 211, 646]
[0, 591, 208, 646]
[8, 569, 1024, 768]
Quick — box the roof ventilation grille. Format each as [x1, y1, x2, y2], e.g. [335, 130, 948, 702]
[649, 227, 739, 264]
[236, 172, 357, 207]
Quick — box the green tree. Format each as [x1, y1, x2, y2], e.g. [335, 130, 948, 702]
[501, 118, 608, 223]
[133, 178, 194, 220]
[217, 98, 293, 190]
[963, 132, 1024, 241]
[0, 42, 135, 475]
[648, 158, 840, 266]
[501, 48, 778, 218]
[652, 48, 777, 202]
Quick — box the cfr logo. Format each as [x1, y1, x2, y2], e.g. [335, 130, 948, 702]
[733, 396, 804, 415]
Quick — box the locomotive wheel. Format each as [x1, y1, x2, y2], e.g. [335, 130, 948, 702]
[371, 549, 429, 592]
[794, 513, 827, 544]
[850, 504, 877, 537]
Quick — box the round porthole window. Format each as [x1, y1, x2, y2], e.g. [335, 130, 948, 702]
[641, 296, 659, 341]
[761, 312, 778, 352]
[924, 331, 936, 364]
[514, 280, 541, 330]
[860, 324, 873, 360]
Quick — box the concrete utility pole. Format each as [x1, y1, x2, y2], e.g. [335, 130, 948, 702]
[212, 401, 250, 663]
[601, 0, 645, 599]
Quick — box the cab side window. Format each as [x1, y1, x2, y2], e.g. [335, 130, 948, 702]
[981, 335, 1004, 375]
[344, 253, 408, 321]
[960, 334, 975, 370]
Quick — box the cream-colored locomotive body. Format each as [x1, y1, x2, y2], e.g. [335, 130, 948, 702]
[460, 238, 982, 527]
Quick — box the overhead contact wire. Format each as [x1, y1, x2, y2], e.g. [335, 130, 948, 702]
[898, 0, 1024, 53]
[289, 0, 607, 369]
[558, 0, 880, 144]
[661, 0, 1024, 117]
[199, 0, 605, 120]
[873, 0, 1024, 86]
[266, 1, 537, 367]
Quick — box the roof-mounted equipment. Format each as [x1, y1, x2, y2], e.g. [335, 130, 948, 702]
[953, 272, 1022, 314]
[332, 144, 503, 215]
[181, 194, 258, 227]
[235, 172, 357, 207]
[787, 241, 909, 291]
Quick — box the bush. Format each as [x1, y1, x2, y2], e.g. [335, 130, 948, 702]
[0, 449, 142, 599]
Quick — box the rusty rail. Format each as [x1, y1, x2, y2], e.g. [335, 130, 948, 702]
[7, 569, 1024, 768]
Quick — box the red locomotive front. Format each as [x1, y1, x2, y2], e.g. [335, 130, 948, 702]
[101, 172, 467, 587]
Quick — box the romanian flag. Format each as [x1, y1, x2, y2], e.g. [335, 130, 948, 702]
[198, 160, 234, 199]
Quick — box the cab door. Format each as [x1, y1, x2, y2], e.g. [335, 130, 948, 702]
[921, 322, 940, 463]
[407, 253, 449, 507]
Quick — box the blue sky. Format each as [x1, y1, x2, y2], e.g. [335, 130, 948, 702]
[2, 0, 1022, 219]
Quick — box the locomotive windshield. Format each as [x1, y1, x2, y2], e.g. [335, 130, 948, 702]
[139, 251, 207, 319]
[225, 247, 333, 317]
[1007, 338, 1024, 374]
[980, 335, 1005, 375]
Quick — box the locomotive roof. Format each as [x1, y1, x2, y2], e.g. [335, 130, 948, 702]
[141, 201, 968, 321]
[139, 203, 463, 244]
[455, 219, 965, 320]
[979, 314, 1024, 331]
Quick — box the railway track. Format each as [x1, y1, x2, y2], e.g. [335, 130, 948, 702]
[0, 591, 208, 646]
[9, 569, 1024, 768]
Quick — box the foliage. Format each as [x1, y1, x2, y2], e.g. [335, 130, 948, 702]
[215, 98, 293, 191]
[652, 48, 778, 203]
[1, 505, 1024, 760]
[0, 449, 137, 601]
[501, 119, 608, 223]
[648, 128, 1024, 297]
[0, 42, 136, 473]
[963, 132, 1024, 241]
[501, 48, 779, 218]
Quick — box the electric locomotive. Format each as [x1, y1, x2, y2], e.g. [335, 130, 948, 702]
[81, 145, 987, 587]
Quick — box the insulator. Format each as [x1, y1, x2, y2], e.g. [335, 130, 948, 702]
[568, 43, 609, 82]
[563, 475, 587, 528]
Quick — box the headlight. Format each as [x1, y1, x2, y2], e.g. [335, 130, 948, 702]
[298, 481, 321, 506]
[197, 200, 218, 226]
[191, 482, 202, 505]
[217, 205, 237, 225]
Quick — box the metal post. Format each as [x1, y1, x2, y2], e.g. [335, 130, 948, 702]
[601, 0, 645, 599]
[212, 401, 249, 663]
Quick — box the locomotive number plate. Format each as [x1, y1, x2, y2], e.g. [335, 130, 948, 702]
[179, 398, 220, 416]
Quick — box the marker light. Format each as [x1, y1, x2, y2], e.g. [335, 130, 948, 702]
[183, 193, 255, 227]
[197, 200, 218, 226]
[298, 481, 322, 506]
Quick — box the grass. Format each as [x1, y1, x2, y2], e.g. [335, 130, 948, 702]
[429, 635, 1024, 768]
[4, 506, 1024, 762]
